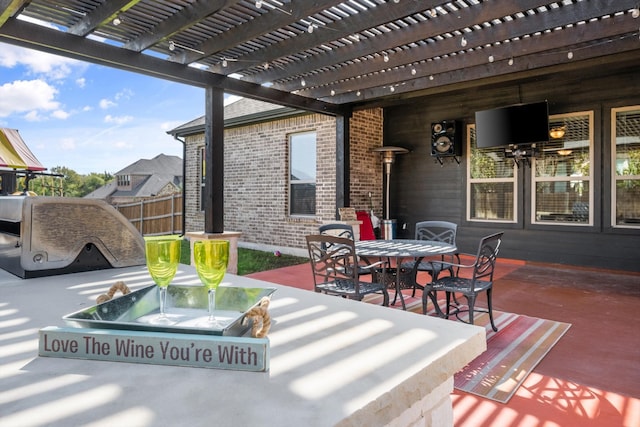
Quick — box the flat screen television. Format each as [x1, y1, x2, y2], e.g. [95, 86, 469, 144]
[475, 101, 549, 148]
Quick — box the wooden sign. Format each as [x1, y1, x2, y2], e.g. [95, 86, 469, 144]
[39, 326, 269, 372]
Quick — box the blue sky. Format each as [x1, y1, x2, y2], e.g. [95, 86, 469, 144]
[0, 41, 209, 175]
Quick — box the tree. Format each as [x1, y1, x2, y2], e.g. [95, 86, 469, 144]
[16, 167, 114, 197]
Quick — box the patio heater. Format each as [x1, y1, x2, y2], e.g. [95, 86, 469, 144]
[372, 146, 409, 239]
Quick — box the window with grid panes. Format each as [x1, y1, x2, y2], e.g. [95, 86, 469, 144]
[532, 112, 593, 225]
[612, 106, 640, 227]
[467, 125, 517, 222]
[289, 131, 316, 216]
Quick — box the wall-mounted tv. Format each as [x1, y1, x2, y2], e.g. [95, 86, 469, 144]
[475, 101, 549, 148]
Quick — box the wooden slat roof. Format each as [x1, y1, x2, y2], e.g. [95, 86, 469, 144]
[1, 0, 638, 115]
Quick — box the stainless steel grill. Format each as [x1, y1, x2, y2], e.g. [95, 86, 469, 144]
[0, 196, 146, 278]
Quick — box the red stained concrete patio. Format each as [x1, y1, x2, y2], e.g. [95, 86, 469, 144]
[248, 258, 640, 427]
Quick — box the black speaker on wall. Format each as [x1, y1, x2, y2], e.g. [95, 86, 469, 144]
[431, 120, 462, 157]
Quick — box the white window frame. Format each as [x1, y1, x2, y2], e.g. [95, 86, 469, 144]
[531, 111, 594, 226]
[289, 131, 317, 217]
[611, 105, 640, 229]
[466, 124, 518, 223]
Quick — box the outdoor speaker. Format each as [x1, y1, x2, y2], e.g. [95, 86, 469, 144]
[431, 120, 462, 157]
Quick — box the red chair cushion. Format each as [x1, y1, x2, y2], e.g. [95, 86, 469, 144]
[356, 211, 376, 240]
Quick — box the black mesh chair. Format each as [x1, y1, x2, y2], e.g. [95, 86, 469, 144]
[421, 232, 503, 331]
[306, 234, 389, 306]
[401, 221, 459, 296]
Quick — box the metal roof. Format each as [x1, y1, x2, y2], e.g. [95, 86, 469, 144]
[1, 1, 639, 115]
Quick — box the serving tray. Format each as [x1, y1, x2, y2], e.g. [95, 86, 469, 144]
[63, 284, 276, 336]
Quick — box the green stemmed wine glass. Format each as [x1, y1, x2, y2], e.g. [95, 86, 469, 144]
[193, 240, 229, 327]
[145, 237, 181, 325]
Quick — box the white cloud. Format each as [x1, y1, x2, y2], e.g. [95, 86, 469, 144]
[104, 114, 133, 125]
[0, 42, 84, 80]
[0, 79, 59, 117]
[115, 88, 133, 101]
[51, 110, 70, 119]
[76, 77, 86, 88]
[99, 99, 117, 109]
[24, 111, 43, 122]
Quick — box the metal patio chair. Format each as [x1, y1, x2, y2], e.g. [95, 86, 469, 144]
[401, 221, 459, 296]
[421, 232, 503, 331]
[306, 234, 389, 306]
[319, 223, 376, 276]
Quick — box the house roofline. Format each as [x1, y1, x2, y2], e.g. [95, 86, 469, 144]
[167, 107, 310, 137]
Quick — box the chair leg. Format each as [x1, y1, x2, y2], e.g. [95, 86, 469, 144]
[383, 289, 390, 307]
[467, 294, 476, 326]
[487, 288, 498, 332]
[445, 292, 452, 318]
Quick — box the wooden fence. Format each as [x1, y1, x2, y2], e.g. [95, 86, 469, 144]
[115, 194, 183, 236]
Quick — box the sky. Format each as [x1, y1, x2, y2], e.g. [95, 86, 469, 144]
[0, 41, 210, 175]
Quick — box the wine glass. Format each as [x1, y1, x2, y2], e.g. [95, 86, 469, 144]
[193, 240, 229, 327]
[145, 237, 182, 325]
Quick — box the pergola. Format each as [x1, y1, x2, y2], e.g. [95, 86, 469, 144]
[1, 0, 638, 232]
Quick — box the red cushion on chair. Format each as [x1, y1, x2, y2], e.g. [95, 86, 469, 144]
[356, 211, 376, 240]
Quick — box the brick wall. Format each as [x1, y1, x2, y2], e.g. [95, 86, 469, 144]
[183, 107, 384, 254]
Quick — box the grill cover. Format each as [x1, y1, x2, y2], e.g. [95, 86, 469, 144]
[0, 196, 146, 278]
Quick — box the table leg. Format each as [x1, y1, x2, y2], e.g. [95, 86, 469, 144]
[395, 256, 406, 310]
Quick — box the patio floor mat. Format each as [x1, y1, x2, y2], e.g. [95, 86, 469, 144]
[363, 292, 572, 404]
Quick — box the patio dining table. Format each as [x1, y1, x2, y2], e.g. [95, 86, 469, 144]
[355, 239, 457, 311]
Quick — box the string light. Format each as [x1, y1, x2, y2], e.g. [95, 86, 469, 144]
[330, 90, 336, 96]
[632, 8, 640, 18]
[301, 79, 306, 87]
[508, 57, 514, 66]
[567, 51, 573, 59]
[255, 1, 262, 8]
[411, 68, 417, 75]
[488, 55, 494, 63]
[112, 16, 122, 26]
[168, 41, 204, 55]
[383, 53, 389, 62]
[461, 37, 467, 47]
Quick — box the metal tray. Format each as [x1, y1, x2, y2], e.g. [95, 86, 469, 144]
[63, 284, 276, 336]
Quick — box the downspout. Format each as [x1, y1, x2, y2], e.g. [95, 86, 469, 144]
[173, 135, 186, 237]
